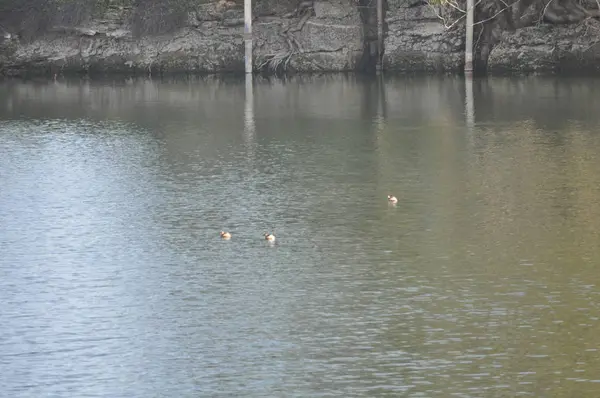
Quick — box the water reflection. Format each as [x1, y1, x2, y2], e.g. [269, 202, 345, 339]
[1, 76, 600, 397]
[465, 75, 475, 129]
[244, 74, 255, 142]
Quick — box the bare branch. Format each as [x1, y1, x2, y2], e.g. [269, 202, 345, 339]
[539, 0, 557, 24]
[427, 0, 483, 29]
[473, 0, 522, 26]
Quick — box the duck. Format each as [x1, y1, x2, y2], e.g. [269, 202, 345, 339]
[387, 194, 398, 204]
[220, 231, 232, 239]
[264, 232, 276, 242]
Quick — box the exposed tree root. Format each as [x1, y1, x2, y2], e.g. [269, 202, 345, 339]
[258, 2, 314, 73]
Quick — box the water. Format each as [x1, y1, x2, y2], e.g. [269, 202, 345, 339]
[1, 75, 600, 397]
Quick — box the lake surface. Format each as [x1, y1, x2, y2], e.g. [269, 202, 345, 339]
[1, 75, 600, 397]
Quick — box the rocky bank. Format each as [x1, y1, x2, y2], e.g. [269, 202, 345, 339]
[1, 0, 600, 76]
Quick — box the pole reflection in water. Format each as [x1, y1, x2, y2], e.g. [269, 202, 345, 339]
[244, 73, 255, 143]
[375, 75, 387, 135]
[465, 75, 475, 153]
[465, 75, 475, 129]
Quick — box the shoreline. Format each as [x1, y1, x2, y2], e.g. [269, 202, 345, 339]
[3, 69, 600, 81]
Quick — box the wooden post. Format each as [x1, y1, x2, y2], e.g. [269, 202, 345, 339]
[244, 0, 253, 74]
[376, 0, 383, 73]
[464, 0, 474, 73]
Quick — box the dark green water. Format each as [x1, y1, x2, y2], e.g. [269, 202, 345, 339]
[1, 75, 600, 397]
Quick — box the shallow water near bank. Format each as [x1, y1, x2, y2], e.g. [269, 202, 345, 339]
[1, 75, 600, 397]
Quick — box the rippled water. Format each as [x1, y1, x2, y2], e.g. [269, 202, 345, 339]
[1, 75, 600, 397]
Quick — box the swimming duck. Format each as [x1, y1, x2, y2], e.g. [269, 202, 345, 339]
[387, 194, 398, 204]
[264, 233, 276, 242]
[220, 231, 232, 239]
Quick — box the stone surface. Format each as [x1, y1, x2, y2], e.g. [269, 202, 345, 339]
[2, 0, 600, 76]
[488, 21, 600, 74]
[383, 1, 464, 72]
[0, 0, 364, 76]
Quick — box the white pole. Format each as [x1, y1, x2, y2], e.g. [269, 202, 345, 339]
[376, 0, 383, 73]
[465, 0, 474, 73]
[244, 0, 253, 74]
